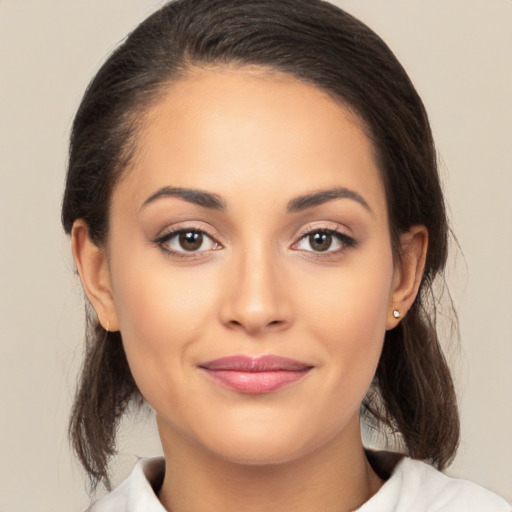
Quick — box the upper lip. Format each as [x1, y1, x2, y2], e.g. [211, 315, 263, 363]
[199, 355, 313, 372]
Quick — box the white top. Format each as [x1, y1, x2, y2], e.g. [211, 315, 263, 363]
[86, 456, 511, 512]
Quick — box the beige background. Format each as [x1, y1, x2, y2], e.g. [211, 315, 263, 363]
[0, 1, 510, 510]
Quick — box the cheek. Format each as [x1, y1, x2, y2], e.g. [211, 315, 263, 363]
[108, 252, 220, 398]
[305, 250, 393, 330]
[112, 245, 218, 331]
[301, 249, 394, 390]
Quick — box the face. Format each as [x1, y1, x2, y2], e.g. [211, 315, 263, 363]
[94, 67, 405, 464]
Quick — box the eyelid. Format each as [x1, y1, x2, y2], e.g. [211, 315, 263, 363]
[290, 223, 357, 254]
[293, 221, 353, 241]
[154, 224, 216, 242]
[152, 223, 223, 257]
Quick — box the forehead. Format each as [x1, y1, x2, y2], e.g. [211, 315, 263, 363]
[116, 66, 387, 218]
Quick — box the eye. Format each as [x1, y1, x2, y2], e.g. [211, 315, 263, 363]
[155, 228, 221, 254]
[293, 229, 356, 254]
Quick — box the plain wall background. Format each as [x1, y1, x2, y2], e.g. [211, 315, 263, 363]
[0, 1, 510, 510]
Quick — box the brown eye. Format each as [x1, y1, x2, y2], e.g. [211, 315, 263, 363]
[309, 232, 332, 252]
[156, 228, 220, 255]
[179, 231, 204, 251]
[293, 228, 356, 255]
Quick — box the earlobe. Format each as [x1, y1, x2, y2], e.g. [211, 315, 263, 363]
[387, 225, 428, 330]
[71, 220, 119, 331]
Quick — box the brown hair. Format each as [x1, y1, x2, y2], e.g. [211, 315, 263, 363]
[62, 0, 459, 491]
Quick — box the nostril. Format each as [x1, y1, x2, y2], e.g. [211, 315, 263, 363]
[225, 317, 286, 334]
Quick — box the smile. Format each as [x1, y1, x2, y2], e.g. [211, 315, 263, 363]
[198, 355, 313, 394]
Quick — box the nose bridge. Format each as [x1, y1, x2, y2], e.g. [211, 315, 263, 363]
[220, 237, 291, 334]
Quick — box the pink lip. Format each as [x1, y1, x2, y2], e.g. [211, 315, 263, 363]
[199, 355, 313, 394]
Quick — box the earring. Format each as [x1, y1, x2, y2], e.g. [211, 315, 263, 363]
[105, 320, 110, 332]
[393, 309, 401, 319]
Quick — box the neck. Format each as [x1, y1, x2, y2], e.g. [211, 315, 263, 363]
[157, 416, 383, 512]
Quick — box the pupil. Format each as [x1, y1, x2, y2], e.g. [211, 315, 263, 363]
[310, 232, 332, 252]
[179, 231, 203, 251]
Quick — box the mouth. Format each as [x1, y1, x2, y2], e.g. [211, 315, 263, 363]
[198, 355, 313, 394]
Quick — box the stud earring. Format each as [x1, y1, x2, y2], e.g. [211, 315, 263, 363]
[393, 309, 401, 319]
[105, 320, 110, 332]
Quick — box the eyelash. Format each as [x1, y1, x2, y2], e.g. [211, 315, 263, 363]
[293, 227, 357, 257]
[152, 226, 221, 260]
[152, 226, 357, 259]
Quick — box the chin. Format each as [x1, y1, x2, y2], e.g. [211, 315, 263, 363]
[209, 436, 310, 467]
[193, 416, 343, 467]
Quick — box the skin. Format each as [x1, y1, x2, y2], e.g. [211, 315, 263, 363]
[72, 66, 427, 511]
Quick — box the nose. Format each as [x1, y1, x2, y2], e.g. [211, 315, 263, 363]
[218, 244, 293, 336]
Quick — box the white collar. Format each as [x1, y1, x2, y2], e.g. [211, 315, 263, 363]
[87, 455, 510, 511]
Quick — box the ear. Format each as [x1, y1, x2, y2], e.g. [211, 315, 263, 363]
[387, 225, 428, 330]
[71, 219, 120, 331]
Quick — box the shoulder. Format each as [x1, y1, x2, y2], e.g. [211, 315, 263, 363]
[359, 456, 511, 512]
[84, 457, 166, 512]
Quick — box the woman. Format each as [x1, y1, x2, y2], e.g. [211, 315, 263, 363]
[62, 0, 511, 510]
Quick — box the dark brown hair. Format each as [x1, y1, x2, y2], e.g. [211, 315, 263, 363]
[62, 0, 459, 491]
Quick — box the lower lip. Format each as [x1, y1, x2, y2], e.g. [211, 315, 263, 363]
[201, 369, 311, 393]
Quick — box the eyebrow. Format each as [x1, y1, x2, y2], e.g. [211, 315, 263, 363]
[287, 187, 372, 214]
[140, 185, 371, 214]
[141, 186, 226, 211]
